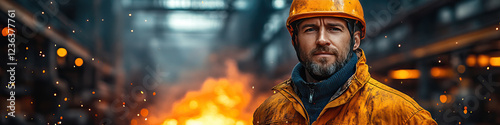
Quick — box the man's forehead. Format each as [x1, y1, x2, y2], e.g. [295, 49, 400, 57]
[299, 17, 347, 27]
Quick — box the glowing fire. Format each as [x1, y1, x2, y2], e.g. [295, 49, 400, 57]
[162, 60, 253, 125]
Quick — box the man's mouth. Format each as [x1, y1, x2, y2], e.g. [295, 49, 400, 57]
[313, 51, 334, 56]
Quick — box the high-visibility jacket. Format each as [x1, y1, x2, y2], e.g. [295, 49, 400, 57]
[253, 49, 437, 125]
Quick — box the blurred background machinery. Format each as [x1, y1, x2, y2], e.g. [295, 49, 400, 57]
[0, 0, 499, 125]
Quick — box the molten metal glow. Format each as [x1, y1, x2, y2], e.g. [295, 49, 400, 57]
[162, 60, 253, 125]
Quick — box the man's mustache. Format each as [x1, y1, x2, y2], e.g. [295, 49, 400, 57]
[309, 46, 339, 56]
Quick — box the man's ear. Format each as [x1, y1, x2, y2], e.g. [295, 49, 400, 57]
[353, 31, 361, 50]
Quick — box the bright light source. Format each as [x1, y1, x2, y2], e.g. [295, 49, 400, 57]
[233, 0, 248, 10]
[162, 0, 226, 9]
[466, 54, 476, 67]
[75, 58, 84, 67]
[57, 48, 67, 57]
[167, 12, 224, 32]
[490, 57, 500, 66]
[478, 55, 489, 67]
[430, 67, 451, 78]
[389, 69, 420, 79]
[272, 0, 286, 9]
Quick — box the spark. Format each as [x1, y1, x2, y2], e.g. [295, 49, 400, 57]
[145, 20, 147, 22]
[398, 44, 401, 48]
[438, 60, 441, 63]
[131, 29, 134, 32]
[102, 19, 104, 21]
[48, 26, 51, 29]
[72, 30, 75, 33]
[129, 13, 132, 16]
[54, 93, 57, 96]
[385, 36, 387, 38]
[42, 12, 44, 15]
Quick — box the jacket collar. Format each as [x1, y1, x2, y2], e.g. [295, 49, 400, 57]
[273, 48, 371, 108]
[290, 53, 358, 104]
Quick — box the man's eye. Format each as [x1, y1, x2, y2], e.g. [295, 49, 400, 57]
[305, 28, 316, 32]
[329, 28, 341, 31]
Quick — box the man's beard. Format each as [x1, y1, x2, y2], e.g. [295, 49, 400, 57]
[300, 45, 352, 81]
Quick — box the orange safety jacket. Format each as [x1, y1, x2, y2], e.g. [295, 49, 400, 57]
[253, 49, 437, 125]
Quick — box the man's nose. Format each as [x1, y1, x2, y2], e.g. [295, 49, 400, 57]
[316, 27, 330, 46]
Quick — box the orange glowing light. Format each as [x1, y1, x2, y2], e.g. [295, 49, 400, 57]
[153, 92, 156, 96]
[140, 108, 149, 117]
[161, 60, 255, 125]
[131, 119, 137, 125]
[439, 95, 447, 103]
[389, 69, 420, 79]
[163, 119, 178, 125]
[2, 27, 15, 36]
[92, 91, 95, 94]
[57, 48, 67, 57]
[478, 55, 489, 67]
[466, 55, 476, 67]
[490, 57, 500, 66]
[75, 58, 84, 66]
[430, 67, 452, 78]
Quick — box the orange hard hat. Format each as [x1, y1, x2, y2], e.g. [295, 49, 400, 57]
[286, 0, 366, 40]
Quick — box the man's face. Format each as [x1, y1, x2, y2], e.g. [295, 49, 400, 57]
[296, 17, 356, 80]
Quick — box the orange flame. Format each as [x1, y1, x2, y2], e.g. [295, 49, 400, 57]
[161, 60, 254, 125]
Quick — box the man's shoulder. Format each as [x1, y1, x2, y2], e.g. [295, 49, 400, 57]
[363, 78, 423, 110]
[358, 78, 436, 124]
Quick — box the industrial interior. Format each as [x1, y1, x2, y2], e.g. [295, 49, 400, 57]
[0, 0, 500, 124]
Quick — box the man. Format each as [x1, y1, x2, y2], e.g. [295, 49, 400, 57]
[253, 0, 437, 124]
